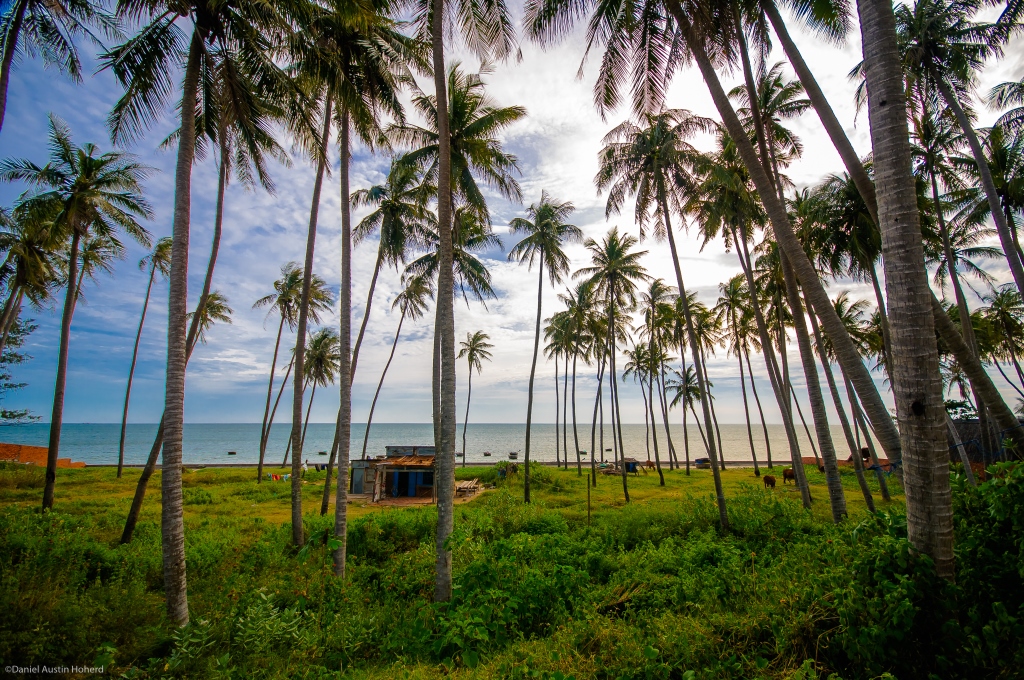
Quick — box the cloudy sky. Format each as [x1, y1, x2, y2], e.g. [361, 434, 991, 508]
[2, 4, 1021, 426]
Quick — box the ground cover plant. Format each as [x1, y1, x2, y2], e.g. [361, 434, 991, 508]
[0, 461, 1021, 679]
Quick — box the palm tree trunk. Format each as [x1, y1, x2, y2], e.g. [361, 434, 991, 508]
[734, 224, 802, 469]
[350, 250, 383, 381]
[640, 377, 651, 462]
[648, 340, 665, 486]
[745, 347, 773, 469]
[699, 345, 727, 470]
[691, 403, 710, 454]
[524, 260, 545, 503]
[945, 412, 977, 487]
[120, 415, 165, 545]
[681, 393, 690, 474]
[737, 343, 760, 476]
[807, 291, 875, 510]
[783, 254, 842, 518]
[930, 172, 979, 357]
[264, 358, 293, 467]
[462, 365, 472, 468]
[361, 310, 406, 460]
[867, 264, 894, 374]
[791, 382, 820, 466]
[657, 365, 677, 469]
[431, 0, 457, 602]
[158, 31, 203, 626]
[554, 352, 560, 467]
[333, 108, 354, 579]
[994, 359, 1024, 401]
[258, 316, 286, 482]
[290, 95, 333, 549]
[671, 9, 904, 469]
[0, 0, 28, 135]
[42, 229, 81, 510]
[572, 351, 582, 474]
[1006, 340, 1024, 387]
[930, 72, 1024, 297]
[844, 371, 891, 500]
[590, 349, 605, 487]
[119, 263, 158, 478]
[0, 285, 23, 357]
[562, 353, 569, 470]
[300, 382, 316, 451]
[608, 293, 630, 503]
[320, 413, 342, 515]
[661, 197, 727, 528]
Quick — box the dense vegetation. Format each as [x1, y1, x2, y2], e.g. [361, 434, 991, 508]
[1, 461, 1021, 679]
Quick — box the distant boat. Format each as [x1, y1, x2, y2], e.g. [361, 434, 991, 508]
[508, 451, 519, 459]
[318, 451, 328, 456]
[483, 451, 492, 457]
[456, 452, 465, 457]
[228, 451, 236, 456]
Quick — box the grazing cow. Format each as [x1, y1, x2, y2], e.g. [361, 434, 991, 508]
[763, 475, 776, 490]
[861, 447, 871, 462]
[644, 460, 656, 470]
[783, 468, 796, 484]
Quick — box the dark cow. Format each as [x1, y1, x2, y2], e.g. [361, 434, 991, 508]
[783, 468, 796, 484]
[763, 475, 776, 490]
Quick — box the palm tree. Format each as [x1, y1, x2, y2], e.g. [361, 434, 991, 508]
[559, 282, 596, 475]
[103, 0, 297, 623]
[576, 228, 649, 505]
[639, 279, 676, 484]
[0, 0, 112, 134]
[405, 205, 500, 304]
[300, 327, 341, 450]
[0, 208, 60, 355]
[254, 263, 333, 482]
[716, 275, 760, 475]
[184, 290, 232, 342]
[117, 236, 172, 478]
[458, 330, 493, 467]
[666, 364, 701, 474]
[350, 157, 433, 378]
[0, 116, 152, 511]
[508, 192, 581, 502]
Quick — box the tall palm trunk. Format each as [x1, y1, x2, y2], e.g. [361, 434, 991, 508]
[118, 259, 158, 478]
[700, 345, 727, 470]
[806, 290, 875, 510]
[291, 95, 333, 548]
[360, 309, 406, 460]
[554, 353, 560, 467]
[523, 259, 545, 502]
[607, 292, 630, 502]
[648, 338, 665, 485]
[159, 32, 203, 626]
[945, 412, 977, 486]
[572, 350, 582, 474]
[661, 197, 727, 528]
[857, 0, 954, 577]
[258, 316, 286, 482]
[462, 359, 473, 468]
[350, 250, 383, 380]
[300, 382, 317, 451]
[783, 254, 843, 518]
[589, 349, 605, 486]
[0, 0, 28, 134]
[431, 0, 457, 602]
[42, 228, 81, 510]
[733, 224, 802, 469]
[333, 109, 353, 578]
[640, 376, 651, 462]
[0, 286, 24, 357]
[562, 354, 569, 470]
[320, 414, 342, 515]
[670, 9, 903, 468]
[744, 347, 773, 469]
[658, 365, 677, 469]
[736, 340, 760, 476]
[930, 173, 978, 354]
[843, 371, 891, 500]
[930, 73, 1024, 296]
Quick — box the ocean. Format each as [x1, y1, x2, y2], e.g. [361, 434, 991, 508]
[0, 421, 864, 467]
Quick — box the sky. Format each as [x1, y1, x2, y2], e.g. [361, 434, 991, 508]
[1, 4, 1021, 426]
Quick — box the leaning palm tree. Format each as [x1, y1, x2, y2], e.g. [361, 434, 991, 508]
[117, 236, 172, 478]
[0, 208, 61, 354]
[103, 0, 298, 624]
[575, 228, 649, 504]
[0, 0, 113, 133]
[300, 327, 341, 450]
[458, 330, 493, 466]
[253, 263, 333, 482]
[508, 192, 581, 502]
[0, 115, 152, 512]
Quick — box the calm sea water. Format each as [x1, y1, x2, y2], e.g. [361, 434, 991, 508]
[0, 421, 862, 467]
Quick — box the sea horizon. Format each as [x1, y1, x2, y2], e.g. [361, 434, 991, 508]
[0, 421, 866, 467]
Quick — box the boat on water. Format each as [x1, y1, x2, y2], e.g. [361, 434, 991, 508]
[456, 451, 465, 457]
[508, 451, 519, 459]
[483, 451, 492, 457]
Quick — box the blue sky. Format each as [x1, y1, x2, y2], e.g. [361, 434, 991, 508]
[1, 6, 1021, 425]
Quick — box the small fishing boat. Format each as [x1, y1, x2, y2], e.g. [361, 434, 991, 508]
[318, 451, 328, 456]
[483, 451, 492, 457]
[456, 451, 465, 457]
[228, 451, 236, 456]
[508, 451, 519, 459]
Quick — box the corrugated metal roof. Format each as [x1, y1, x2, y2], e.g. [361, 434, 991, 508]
[377, 455, 435, 468]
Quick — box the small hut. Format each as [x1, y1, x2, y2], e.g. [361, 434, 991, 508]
[368, 445, 436, 502]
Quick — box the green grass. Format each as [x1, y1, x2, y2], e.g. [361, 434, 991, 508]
[0, 460, 1020, 680]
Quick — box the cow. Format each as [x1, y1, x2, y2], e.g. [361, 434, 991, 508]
[644, 460, 656, 470]
[783, 468, 796, 484]
[763, 475, 776, 490]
